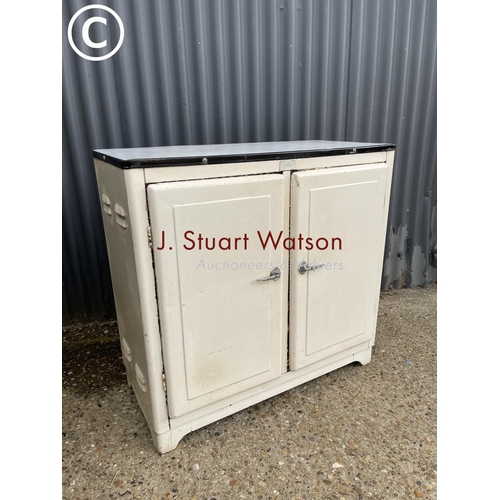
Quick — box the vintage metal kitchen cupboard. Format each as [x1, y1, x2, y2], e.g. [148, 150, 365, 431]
[93, 141, 395, 453]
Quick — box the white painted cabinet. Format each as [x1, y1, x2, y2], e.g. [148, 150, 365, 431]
[94, 141, 394, 453]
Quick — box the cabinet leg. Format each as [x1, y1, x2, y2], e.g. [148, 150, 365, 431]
[355, 347, 372, 366]
[152, 428, 188, 454]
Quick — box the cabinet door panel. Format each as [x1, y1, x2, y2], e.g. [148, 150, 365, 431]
[289, 164, 389, 370]
[148, 174, 286, 417]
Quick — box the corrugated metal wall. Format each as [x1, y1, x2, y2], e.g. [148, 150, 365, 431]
[62, 0, 436, 323]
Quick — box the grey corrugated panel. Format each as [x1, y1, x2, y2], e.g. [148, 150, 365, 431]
[62, 0, 436, 322]
[347, 0, 437, 288]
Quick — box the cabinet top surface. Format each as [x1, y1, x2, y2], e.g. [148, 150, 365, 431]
[93, 140, 394, 169]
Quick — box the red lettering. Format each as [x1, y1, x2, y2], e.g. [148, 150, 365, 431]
[219, 237, 231, 250]
[183, 230, 195, 250]
[316, 237, 328, 250]
[257, 230, 283, 250]
[283, 237, 295, 250]
[157, 230, 166, 251]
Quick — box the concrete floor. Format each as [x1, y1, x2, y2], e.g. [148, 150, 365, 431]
[62, 285, 436, 500]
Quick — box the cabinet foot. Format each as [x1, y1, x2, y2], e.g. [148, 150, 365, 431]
[152, 428, 188, 454]
[355, 347, 372, 366]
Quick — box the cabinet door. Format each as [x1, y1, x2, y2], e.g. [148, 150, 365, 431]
[289, 164, 389, 370]
[148, 174, 286, 417]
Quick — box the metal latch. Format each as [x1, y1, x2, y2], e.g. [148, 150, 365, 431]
[256, 267, 281, 282]
[298, 261, 325, 275]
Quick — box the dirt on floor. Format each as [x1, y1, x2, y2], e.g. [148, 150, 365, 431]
[62, 285, 437, 500]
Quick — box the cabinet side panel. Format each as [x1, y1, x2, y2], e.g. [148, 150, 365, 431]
[94, 159, 169, 434]
[369, 151, 395, 346]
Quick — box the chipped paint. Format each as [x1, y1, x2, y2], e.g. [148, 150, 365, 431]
[382, 203, 437, 291]
[411, 245, 428, 286]
[383, 225, 409, 290]
[428, 205, 437, 283]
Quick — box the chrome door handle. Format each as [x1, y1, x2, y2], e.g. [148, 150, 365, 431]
[256, 267, 281, 282]
[298, 260, 325, 275]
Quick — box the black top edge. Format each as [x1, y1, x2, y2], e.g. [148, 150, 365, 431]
[93, 141, 395, 169]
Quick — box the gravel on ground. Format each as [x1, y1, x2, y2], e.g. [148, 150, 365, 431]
[62, 285, 437, 500]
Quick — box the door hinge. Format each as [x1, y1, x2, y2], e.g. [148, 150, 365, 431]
[162, 372, 167, 392]
[147, 226, 153, 248]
